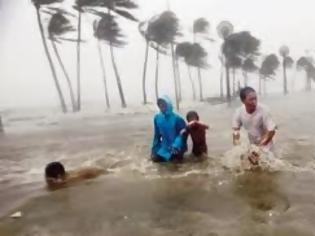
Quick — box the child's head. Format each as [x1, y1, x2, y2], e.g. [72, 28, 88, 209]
[45, 162, 66, 185]
[186, 111, 199, 122]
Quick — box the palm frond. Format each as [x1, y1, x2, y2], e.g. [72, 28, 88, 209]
[193, 18, 209, 34]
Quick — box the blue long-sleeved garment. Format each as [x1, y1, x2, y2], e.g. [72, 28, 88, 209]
[151, 96, 187, 161]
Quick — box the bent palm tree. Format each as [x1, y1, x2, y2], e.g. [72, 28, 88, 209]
[148, 11, 181, 110]
[48, 11, 77, 112]
[176, 42, 196, 100]
[279, 45, 294, 95]
[193, 18, 210, 101]
[138, 20, 150, 104]
[297, 56, 315, 91]
[222, 31, 260, 102]
[32, 0, 67, 113]
[94, 12, 127, 108]
[259, 54, 280, 94]
[217, 21, 234, 102]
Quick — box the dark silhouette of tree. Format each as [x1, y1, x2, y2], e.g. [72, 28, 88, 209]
[279, 45, 294, 95]
[147, 11, 181, 109]
[193, 18, 210, 101]
[176, 42, 208, 101]
[217, 21, 234, 101]
[259, 54, 280, 94]
[297, 56, 315, 91]
[32, 0, 67, 113]
[138, 20, 150, 104]
[222, 31, 260, 102]
[88, 0, 138, 108]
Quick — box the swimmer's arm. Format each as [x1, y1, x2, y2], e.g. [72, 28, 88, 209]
[259, 130, 276, 147]
[232, 128, 241, 146]
[68, 168, 105, 182]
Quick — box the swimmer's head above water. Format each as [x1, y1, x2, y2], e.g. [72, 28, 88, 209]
[45, 162, 67, 186]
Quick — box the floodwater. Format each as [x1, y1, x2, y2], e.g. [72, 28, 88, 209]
[0, 92, 315, 236]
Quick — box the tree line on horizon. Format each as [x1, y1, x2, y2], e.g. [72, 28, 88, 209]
[31, 0, 315, 113]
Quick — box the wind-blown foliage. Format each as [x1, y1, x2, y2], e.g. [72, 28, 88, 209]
[147, 11, 181, 109]
[297, 56, 315, 91]
[222, 31, 260, 100]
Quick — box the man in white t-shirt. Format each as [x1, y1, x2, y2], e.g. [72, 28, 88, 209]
[232, 87, 277, 163]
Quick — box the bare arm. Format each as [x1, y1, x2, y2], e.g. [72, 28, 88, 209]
[232, 109, 242, 146]
[259, 130, 275, 147]
[232, 128, 241, 146]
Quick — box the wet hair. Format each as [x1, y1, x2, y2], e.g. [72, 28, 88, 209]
[45, 162, 66, 179]
[186, 111, 199, 121]
[240, 87, 256, 101]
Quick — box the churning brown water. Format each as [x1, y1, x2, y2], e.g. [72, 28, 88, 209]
[0, 92, 315, 236]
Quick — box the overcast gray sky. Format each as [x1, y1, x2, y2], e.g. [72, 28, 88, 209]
[0, 0, 314, 109]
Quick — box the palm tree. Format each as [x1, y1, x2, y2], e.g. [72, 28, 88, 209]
[48, 11, 77, 112]
[217, 21, 234, 101]
[177, 42, 208, 101]
[89, 0, 138, 108]
[138, 20, 150, 104]
[32, 0, 67, 113]
[193, 18, 210, 101]
[176, 42, 197, 100]
[147, 11, 181, 110]
[74, 0, 116, 111]
[93, 12, 127, 108]
[259, 54, 280, 95]
[93, 23, 110, 109]
[279, 45, 294, 95]
[222, 31, 260, 102]
[297, 56, 315, 91]
[74, 0, 83, 111]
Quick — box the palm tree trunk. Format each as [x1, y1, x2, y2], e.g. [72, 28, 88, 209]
[258, 74, 262, 95]
[232, 68, 236, 96]
[171, 44, 180, 110]
[175, 57, 182, 102]
[109, 43, 127, 108]
[97, 41, 110, 109]
[51, 40, 76, 112]
[154, 48, 160, 101]
[142, 41, 149, 104]
[197, 68, 203, 101]
[220, 61, 224, 98]
[225, 64, 231, 103]
[243, 71, 248, 86]
[76, 10, 82, 111]
[306, 72, 312, 91]
[263, 77, 267, 95]
[283, 59, 288, 95]
[35, 7, 67, 113]
[187, 65, 196, 100]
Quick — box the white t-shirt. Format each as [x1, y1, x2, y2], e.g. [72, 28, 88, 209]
[232, 104, 276, 151]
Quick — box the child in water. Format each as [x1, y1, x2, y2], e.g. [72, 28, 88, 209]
[45, 162, 105, 189]
[182, 111, 209, 157]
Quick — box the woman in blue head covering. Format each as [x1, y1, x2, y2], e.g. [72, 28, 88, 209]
[151, 96, 187, 162]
